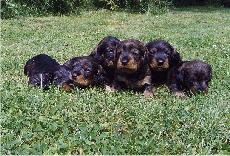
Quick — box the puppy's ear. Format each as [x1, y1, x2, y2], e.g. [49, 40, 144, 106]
[94, 64, 105, 86]
[177, 67, 185, 83]
[171, 49, 182, 66]
[90, 45, 103, 63]
[63, 59, 72, 69]
[143, 46, 150, 65]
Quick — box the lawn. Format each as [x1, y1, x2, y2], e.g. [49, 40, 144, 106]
[1, 7, 230, 155]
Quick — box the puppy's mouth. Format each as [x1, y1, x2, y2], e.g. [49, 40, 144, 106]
[105, 60, 115, 68]
[155, 66, 168, 71]
[191, 87, 208, 95]
[117, 57, 138, 74]
[150, 59, 169, 71]
[118, 66, 137, 74]
[70, 73, 93, 87]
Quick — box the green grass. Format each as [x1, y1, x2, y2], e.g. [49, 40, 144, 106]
[1, 7, 230, 155]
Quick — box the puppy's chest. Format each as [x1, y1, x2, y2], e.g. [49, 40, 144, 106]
[116, 70, 151, 88]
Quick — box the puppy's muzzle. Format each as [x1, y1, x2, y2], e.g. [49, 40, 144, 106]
[157, 58, 165, 66]
[72, 70, 81, 79]
[196, 86, 208, 94]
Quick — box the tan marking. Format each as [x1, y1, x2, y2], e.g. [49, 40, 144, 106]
[106, 85, 116, 93]
[117, 57, 139, 74]
[137, 75, 151, 87]
[144, 89, 153, 98]
[70, 73, 93, 87]
[204, 88, 208, 95]
[105, 60, 115, 68]
[149, 58, 169, 71]
[175, 91, 185, 97]
[118, 75, 151, 89]
[62, 83, 73, 91]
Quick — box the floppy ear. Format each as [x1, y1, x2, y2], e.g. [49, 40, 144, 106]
[94, 64, 106, 86]
[90, 45, 103, 63]
[176, 67, 185, 83]
[143, 46, 150, 65]
[171, 49, 182, 66]
[63, 58, 77, 70]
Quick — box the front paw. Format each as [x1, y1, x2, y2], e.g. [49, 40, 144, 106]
[143, 86, 154, 98]
[105, 85, 116, 93]
[175, 91, 185, 97]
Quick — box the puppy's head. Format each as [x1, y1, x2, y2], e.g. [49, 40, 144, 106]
[51, 65, 74, 91]
[116, 39, 147, 74]
[69, 57, 105, 88]
[29, 72, 50, 90]
[145, 40, 182, 71]
[178, 60, 212, 95]
[90, 36, 120, 69]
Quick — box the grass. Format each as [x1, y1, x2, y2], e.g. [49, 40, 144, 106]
[1, 7, 230, 155]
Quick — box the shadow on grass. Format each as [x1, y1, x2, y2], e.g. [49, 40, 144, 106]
[172, 6, 230, 13]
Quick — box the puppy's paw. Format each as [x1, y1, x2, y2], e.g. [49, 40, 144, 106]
[106, 85, 116, 93]
[175, 91, 185, 97]
[144, 86, 154, 98]
[62, 82, 74, 91]
[204, 88, 208, 95]
[144, 90, 154, 98]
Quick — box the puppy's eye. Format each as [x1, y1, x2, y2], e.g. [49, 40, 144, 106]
[85, 68, 91, 72]
[165, 49, 171, 55]
[166, 51, 171, 55]
[188, 79, 194, 85]
[150, 49, 157, 54]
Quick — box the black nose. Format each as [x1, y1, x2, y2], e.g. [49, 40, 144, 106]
[157, 58, 165, 66]
[121, 57, 129, 66]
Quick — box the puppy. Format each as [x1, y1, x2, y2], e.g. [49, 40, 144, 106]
[50, 65, 74, 91]
[24, 54, 74, 91]
[24, 54, 60, 90]
[167, 60, 212, 96]
[145, 40, 182, 85]
[112, 39, 154, 98]
[63, 56, 105, 88]
[89, 36, 120, 90]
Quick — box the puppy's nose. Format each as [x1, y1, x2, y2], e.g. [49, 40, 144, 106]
[157, 58, 165, 66]
[121, 57, 129, 66]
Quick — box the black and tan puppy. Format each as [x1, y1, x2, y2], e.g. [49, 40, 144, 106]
[112, 39, 154, 98]
[63, 56, 105, 88]
[89, 36, 120, 89]
[50, 65, 74, 91]
[24, 54, 73, 91]
[145, 40, 182, 85]
[167, 60, 212, 96]
[24, 54, 60, 90]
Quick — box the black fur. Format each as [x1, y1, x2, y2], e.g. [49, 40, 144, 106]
[145, 40, 182, 85]
[90, 36, 120, 85]
[63, 56, 105, 88]
[167, 60, 212, 96]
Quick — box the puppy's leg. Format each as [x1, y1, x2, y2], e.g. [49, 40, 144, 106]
[143, 84, 154, 98]
[168, 84, 185, 97]
[204, 88, 208, 95]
